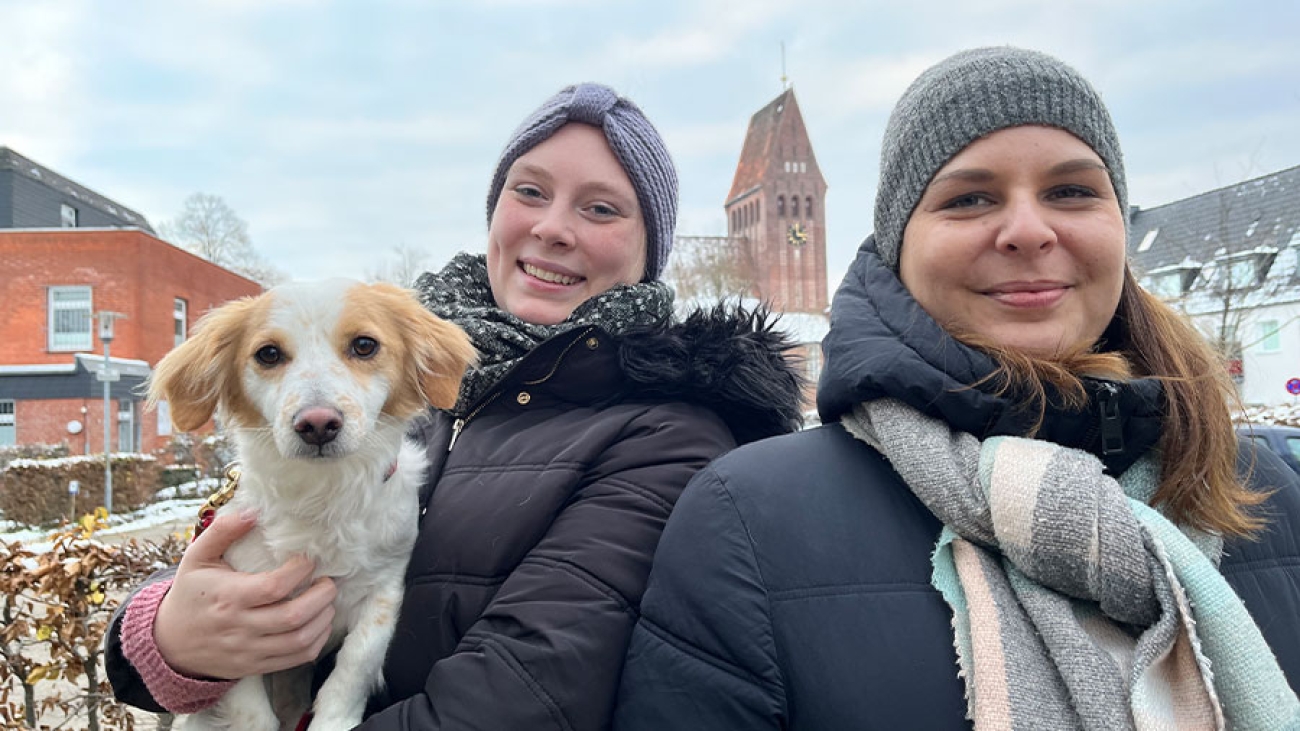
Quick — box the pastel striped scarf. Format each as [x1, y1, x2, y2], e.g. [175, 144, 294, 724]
[843, 398, 1300, 731]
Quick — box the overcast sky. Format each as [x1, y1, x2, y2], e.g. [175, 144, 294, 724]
[4, 0, 1298, 289]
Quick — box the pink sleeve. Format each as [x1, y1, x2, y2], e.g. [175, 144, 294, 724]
[119, 578, 235, 713]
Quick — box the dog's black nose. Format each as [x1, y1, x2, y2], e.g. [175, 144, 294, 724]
[294, 407, 343, 446]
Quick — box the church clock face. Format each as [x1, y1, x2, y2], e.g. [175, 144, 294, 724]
[786, 221, 808, 247]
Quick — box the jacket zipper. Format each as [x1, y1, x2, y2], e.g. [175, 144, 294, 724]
[1097, 381, 1125, 455]
[447, 391, 500, 452]
[447, 326, 597, 453]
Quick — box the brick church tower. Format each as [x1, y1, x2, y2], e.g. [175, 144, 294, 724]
[724, 87, 828, 313]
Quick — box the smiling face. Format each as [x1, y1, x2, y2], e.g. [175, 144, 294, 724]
[898, 125, 1128, 357]
[486, 122, 648, 325]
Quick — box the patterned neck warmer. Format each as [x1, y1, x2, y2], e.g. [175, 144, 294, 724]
[414, 253, 673, 411]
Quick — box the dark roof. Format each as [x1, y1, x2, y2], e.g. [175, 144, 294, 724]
[1128, 164, 1300, 275]
[725, 88, 825, 204]
[0, 146, 155, 233]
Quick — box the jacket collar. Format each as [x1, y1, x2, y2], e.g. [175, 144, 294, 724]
[818, 237, 1164, 474]
[479, 304, 806, 447]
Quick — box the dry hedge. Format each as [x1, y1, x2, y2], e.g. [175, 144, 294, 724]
[0, 455, 161, 526]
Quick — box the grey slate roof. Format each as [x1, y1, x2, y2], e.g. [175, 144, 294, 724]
[1128, 164, 1300, 278]
[0, 146, 154, 233]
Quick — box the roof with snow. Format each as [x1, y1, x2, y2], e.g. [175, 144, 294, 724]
[1129, 164, 1300, 276]
[1127, 164, 1300, 310]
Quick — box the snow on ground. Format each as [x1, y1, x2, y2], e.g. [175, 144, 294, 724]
[0, 477, 217, 549]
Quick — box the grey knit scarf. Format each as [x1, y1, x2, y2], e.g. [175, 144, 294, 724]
[414, 253, 672, 411]
[843, 398, 1300, 730]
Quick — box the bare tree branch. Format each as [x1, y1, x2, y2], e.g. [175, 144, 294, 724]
[160, 193, 283, 285]
[366, 244, 432, 288]
[663, 235, 757, 304]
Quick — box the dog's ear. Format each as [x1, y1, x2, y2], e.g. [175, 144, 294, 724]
[411, 314, 476, 410]
[372, 283, 477, 412]
[149, 296, 259, 432]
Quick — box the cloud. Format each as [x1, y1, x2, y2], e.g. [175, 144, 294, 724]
[4, 0, 1299, 293]
[0, 4, 87, 161]
[598, 0, 793, 72]
[797, 52, 938, 121]
[663, 121, 746, 161]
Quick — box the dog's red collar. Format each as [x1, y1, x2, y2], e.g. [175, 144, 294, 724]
[190, 460, 399, 542]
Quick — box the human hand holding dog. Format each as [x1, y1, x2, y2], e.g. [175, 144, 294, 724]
[153, 511, 339, 681]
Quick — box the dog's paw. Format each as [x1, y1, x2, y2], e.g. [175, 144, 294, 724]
[306, 715, 363, 731]
[177, 709, 279, 731]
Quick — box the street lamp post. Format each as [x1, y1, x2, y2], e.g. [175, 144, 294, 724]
[95, 311, 124, 514]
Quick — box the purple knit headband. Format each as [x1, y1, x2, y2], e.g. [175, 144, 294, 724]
[485, 83, 678, 282]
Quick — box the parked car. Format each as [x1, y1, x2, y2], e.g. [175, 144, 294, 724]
[1236, 423, 1300, 476]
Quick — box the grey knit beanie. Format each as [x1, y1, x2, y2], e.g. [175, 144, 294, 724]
[875, 46, 1127, 271]
[485, 83, 678, 282]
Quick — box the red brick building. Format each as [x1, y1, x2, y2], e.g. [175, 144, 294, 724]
[0, 228, 261, 454]
[725, 88, 830, 315]
[722, 88, 830, 415]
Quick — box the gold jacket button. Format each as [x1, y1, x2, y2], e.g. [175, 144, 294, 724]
[585, 337, 600, 350]
[516, 391, 531, 405]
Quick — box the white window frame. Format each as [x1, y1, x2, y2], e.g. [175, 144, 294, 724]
[1257, 319, 1282, 353]
[1148, 272, 1184, 299]
[0, 400, 14, 446]
[61, 203, 78, 228]
[117, 398, 135, 453]
[1228, 259, 1257, 289]
[48, 286, 93, 351]
[174, 298, 188, 347]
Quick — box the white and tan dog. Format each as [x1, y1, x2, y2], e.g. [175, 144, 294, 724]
[151, 280, 475, 731]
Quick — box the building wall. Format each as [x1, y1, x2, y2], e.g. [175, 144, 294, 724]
[15, 397, 114, 455]
[727, 181, 828, 315]
[0, 229, 260, 453]
[0, 171, 12, 227]
[757, 118, 827, 314]
[760, 186, 827, 313]
[0, 229, 259, 366]
[1231, 301, 1300, 406]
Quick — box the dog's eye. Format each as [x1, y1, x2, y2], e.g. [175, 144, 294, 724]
[254, 345, 283, 366]
[351, 336, 379, 359]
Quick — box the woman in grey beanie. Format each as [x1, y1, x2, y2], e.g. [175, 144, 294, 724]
[105, 82, 805, 730]
[615, 47, 1300, 730]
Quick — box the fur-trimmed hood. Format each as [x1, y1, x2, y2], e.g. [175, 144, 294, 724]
[617, 303, 806, 445]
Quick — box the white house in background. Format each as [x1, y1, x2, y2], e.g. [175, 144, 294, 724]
[1129, 164, 1300, 406]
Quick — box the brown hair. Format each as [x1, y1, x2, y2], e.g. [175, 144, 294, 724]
[969, 266, 1265, 537]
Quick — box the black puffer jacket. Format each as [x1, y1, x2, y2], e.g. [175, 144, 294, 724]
[613, 240, 1300, 730]
[106, 306, 804, 730]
